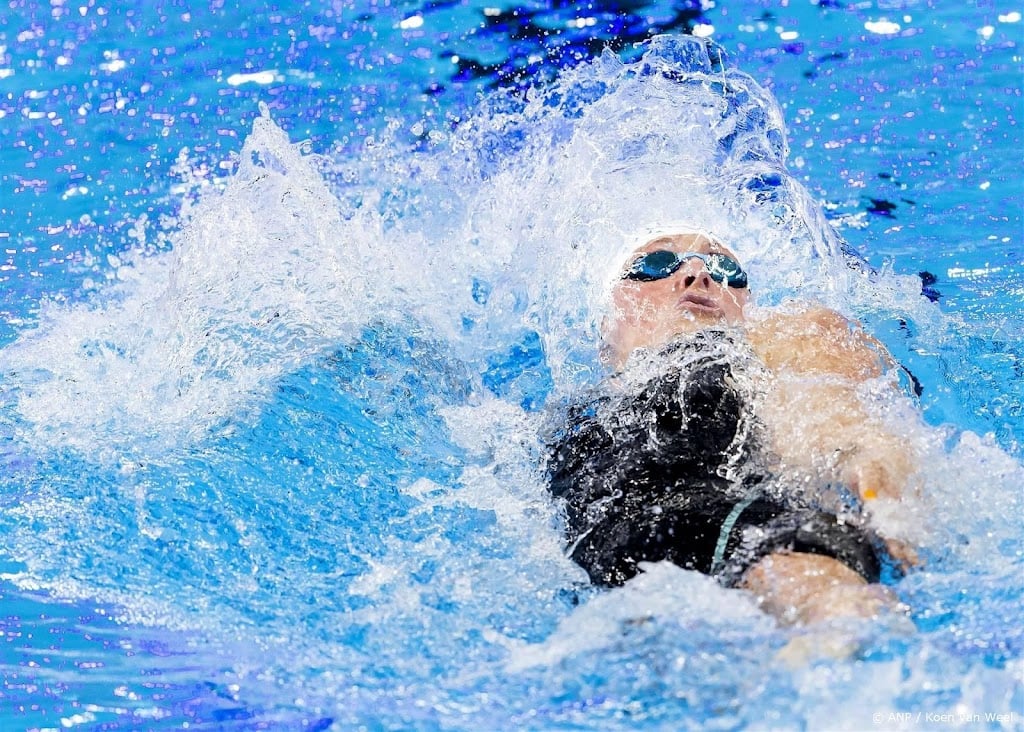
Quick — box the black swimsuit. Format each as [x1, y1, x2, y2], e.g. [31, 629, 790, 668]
[547, 330, 886, 588]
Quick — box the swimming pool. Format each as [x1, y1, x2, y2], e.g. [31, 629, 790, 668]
[1, 1, 1021, 729]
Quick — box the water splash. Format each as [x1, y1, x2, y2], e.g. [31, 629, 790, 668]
[0, 36, 940, 459]
[1, 106, 382, 461]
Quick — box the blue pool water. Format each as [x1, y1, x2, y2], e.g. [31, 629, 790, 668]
[1, 1, 1022, 729]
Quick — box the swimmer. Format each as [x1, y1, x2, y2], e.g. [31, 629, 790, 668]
[548, 230, 921, 630]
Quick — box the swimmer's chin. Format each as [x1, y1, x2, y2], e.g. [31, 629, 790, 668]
[669, 304, 728, 330]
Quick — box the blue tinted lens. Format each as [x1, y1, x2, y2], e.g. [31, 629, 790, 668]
[704, 253, 748, 289]
[624, 250, 682, 281]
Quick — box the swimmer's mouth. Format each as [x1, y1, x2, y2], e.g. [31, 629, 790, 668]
[677, 294, 720, 312]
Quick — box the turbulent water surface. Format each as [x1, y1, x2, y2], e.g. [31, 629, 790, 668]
[0, 2, 1021, 729]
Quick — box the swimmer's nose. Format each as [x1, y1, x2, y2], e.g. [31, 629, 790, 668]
[682, 273, 712, 289]
[674, 259, 713, 290]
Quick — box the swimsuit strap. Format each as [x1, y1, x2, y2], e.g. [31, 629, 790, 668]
[709, 489, 762, 576]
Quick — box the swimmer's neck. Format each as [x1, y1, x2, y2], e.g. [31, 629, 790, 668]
[604, 323, 750, 373]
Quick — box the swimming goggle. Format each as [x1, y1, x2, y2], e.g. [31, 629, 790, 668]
[622, 250, 749, 289]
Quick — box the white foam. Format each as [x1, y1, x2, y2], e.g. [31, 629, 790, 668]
[506, 561, 770, 671]
[1, 108, 383, 461]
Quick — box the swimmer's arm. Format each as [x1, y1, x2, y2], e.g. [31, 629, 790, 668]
[741, 551, 910, 664]
[741, 551, 902, 626]
[751, 306, 922, 505]
[763, 378, 923, 570]
[765, 376, 918, 502]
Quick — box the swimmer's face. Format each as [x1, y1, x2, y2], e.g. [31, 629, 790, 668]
[603, 233, 750, 367]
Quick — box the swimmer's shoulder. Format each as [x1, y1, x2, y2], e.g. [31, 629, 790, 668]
[747, 300, 849, 331]
[743, 301, 888, 380]
[741, 300, 843, 351]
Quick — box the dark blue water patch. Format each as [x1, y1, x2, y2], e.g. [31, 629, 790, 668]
[155, 679, 335, 730]
[483, 330, 554, 410]
[918, 270, 942, 303]
[865, 197, 898, 217]
[436, 0, 709, 92]
[861, 173, 920, 218]
[742, 172, 786, 203]
[325, 322, 477, 432]
[802, 51, 848, 79]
